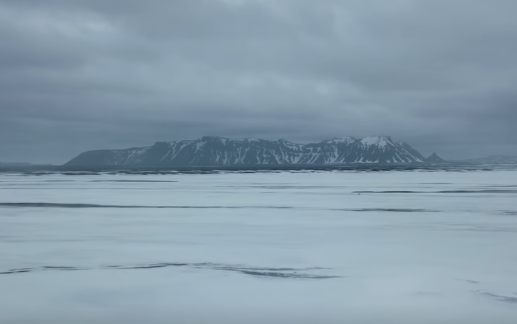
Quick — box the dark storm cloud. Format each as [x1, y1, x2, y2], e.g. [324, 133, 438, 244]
[0, 0, 516, 163]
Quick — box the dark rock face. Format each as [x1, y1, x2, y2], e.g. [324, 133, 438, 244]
[65, 136, 427, 166]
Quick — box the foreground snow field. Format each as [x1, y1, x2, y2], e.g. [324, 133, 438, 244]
[1, 169, 517, 323]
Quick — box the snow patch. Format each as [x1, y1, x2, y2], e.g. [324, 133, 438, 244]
[360, 136, 392, 148]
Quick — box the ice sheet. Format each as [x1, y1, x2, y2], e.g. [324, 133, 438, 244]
[1, 170, 517, 323]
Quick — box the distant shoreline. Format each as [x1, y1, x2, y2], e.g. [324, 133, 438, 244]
[0, 162, 503, 174]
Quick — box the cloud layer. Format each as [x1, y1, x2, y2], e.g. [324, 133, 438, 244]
[1, 0, 516, 163]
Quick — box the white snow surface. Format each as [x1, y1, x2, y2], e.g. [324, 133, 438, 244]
[360, 135, 392, 148]
[1, 170, 517, 323]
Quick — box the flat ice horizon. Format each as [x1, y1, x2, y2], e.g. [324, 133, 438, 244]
[1, 169, 517, 323]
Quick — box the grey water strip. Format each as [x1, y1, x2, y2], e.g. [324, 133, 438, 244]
[475, 290, 517, 304]
[0, 262, 341, 280]
[0, 202, 438, 213]
[354, 190, 517, 194]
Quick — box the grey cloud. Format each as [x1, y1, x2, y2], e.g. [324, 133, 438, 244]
[0, 0, 516, 163]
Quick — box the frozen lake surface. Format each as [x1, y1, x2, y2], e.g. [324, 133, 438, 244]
[1, 168, 517, 323]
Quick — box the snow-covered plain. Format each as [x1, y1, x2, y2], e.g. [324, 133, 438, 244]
[1, 169, 517, 324]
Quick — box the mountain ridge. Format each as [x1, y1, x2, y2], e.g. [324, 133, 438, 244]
[460, 155, 517, 165]
[65, 136, 428, 167]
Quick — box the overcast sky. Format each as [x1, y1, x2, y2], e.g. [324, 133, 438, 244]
[1, 0, 516, 163]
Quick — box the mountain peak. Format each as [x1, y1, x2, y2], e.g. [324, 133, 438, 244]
[324, 137, 357, 145]
[426, 153, 447, 163]
[200, 136, 263, 143]
[201, 136, 223, 141]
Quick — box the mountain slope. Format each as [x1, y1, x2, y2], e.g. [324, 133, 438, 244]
[65, 136, 426, 166]
[425, 153, 447, 164]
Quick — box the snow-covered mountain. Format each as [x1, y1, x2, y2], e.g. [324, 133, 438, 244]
[65, 136, 427, 166]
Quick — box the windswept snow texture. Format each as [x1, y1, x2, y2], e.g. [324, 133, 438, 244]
[1, 169, 517, 323]
[65, 136, 426, 166]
